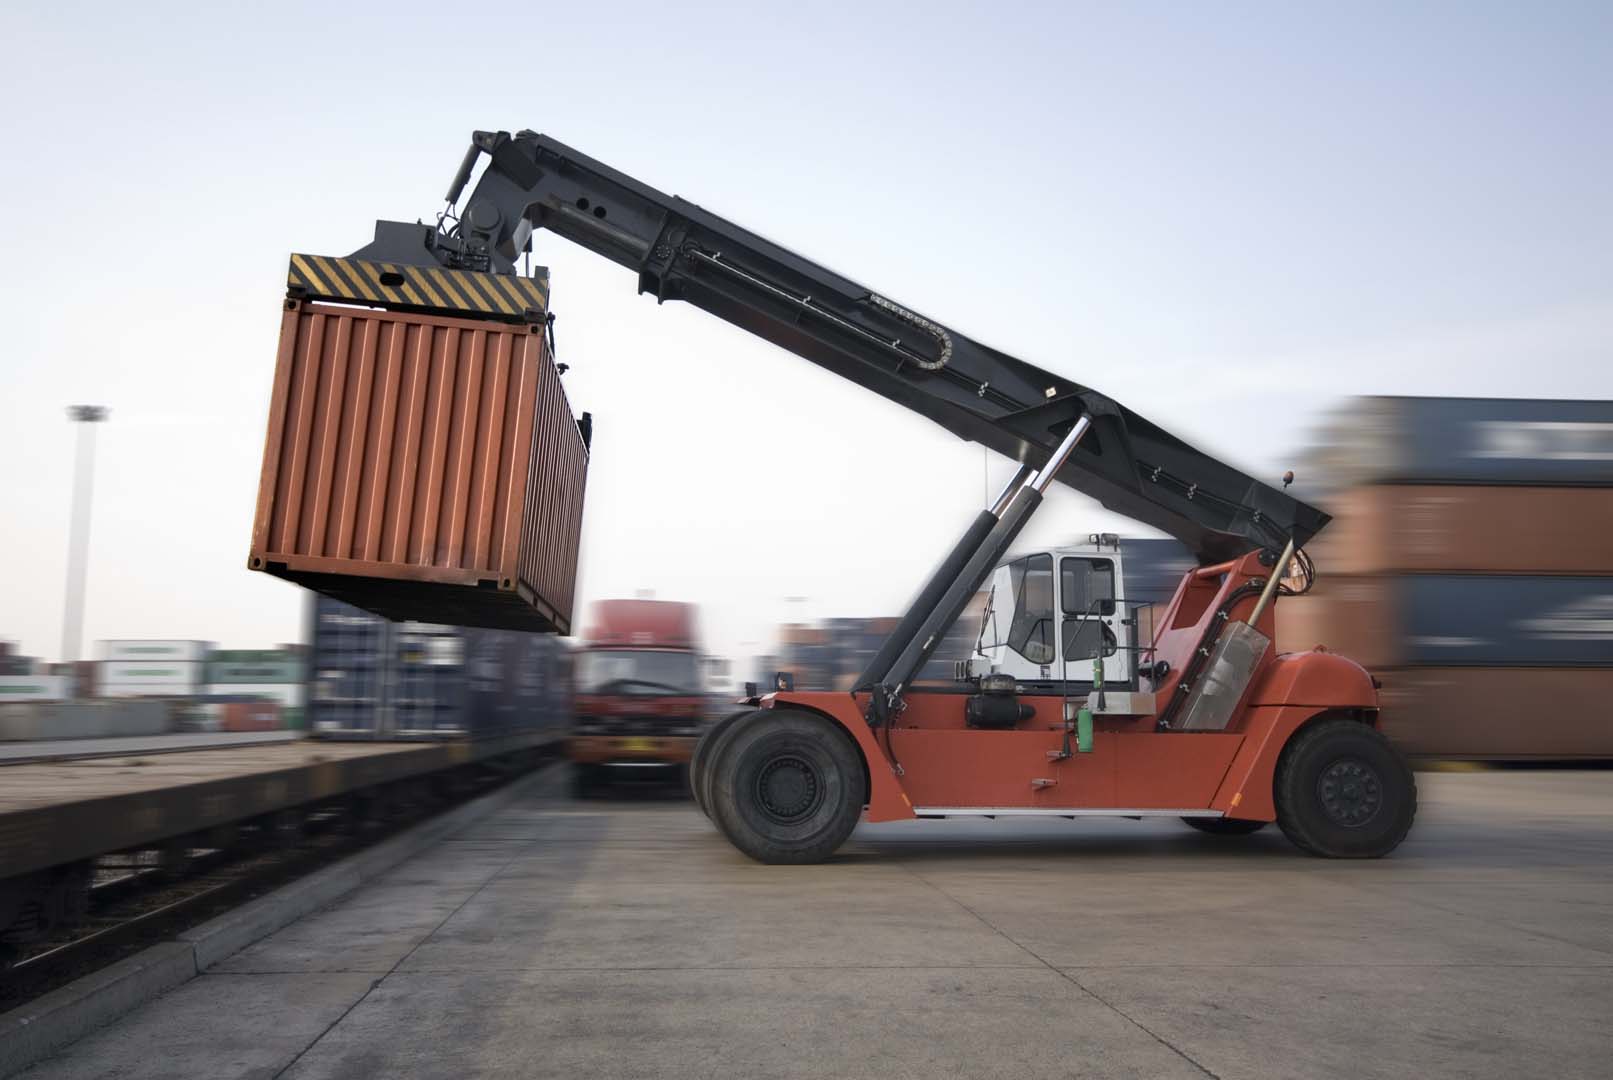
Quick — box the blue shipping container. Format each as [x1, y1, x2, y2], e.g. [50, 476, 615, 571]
[1314, 396, 1613, 488]
[1401, 575, 1613, 667]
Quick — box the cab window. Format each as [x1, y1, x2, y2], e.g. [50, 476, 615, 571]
[1060, 557, 1115, 615]
[1007, 553, 1055, 664]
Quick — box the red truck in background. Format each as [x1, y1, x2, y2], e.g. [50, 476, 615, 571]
[569, 600, 708, 796]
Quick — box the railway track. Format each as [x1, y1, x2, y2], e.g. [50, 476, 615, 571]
[0, 760, 547, 1011]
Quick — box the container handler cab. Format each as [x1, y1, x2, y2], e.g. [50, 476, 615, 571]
[292, 128, 1417, 863]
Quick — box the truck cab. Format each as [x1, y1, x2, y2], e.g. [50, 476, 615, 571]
[569, 600, 708, 796]
[973, 536, 1194, 690]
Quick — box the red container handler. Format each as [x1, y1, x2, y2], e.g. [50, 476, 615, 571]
[250, 295, 587, 633]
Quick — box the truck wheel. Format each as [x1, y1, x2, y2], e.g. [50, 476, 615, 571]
[1183, 817, 1268, 835]
[692, 710, 761, 819]
[571, 762, 597, 800]
[1274, 718, 1417, 858]
[709, 710, 865, 865]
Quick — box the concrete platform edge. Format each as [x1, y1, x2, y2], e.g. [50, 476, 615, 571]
[0, 768, 548, 1078]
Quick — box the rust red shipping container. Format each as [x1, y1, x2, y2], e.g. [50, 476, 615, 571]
[250, 299, 587, 633]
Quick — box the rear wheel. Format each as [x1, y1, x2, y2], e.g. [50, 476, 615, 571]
[709, 710, 865, 865]
[1275, 718, 1416, 858]
[692, 710, 761, 820]
[1183, 817, 1268, 836]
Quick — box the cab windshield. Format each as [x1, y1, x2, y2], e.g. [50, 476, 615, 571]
[575, 650, 702, 695]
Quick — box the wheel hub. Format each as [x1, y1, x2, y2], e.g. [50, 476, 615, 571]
[755, 755, 823, 824]
[1317, 757, 1383, 828]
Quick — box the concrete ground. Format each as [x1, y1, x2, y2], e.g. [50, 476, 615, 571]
[18, 769, 1613, 1080]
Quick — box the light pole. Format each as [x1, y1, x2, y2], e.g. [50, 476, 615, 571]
[61, 405, 109, 663]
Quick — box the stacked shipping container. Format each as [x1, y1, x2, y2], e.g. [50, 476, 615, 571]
[1280, 397, 1613, 758]
[95, 641, 211, 698]
[204, 649, 309, 720]
[306, 594, 570, 741]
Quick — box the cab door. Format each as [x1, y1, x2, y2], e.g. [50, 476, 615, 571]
[1059, 556, 1130, 685]
[976, 553, 1058, 681]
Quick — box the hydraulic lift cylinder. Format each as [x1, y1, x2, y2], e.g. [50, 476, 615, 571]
[883, 417, 1093, 699]
[854, 464, 1032, 690]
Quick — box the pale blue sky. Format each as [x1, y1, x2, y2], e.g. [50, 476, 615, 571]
[2, 2, 1609, 666]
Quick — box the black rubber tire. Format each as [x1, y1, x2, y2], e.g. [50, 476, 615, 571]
[570, 762, 598, 800]
[1274, 718, 1417, 858]
[692, 709, 762, 820]
[709, 710, 866, 865]
[690, 710, 757, 816]
[1182, 817, 1268, 836]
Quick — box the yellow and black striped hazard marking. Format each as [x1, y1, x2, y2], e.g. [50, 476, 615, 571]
[287, 254, 550, 322]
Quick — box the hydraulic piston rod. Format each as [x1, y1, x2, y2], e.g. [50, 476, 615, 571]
[880, 417, 1094, 706]
[855, 463, 1034, 692]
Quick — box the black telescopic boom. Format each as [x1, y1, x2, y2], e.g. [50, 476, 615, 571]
[352, 129, 1330, 563]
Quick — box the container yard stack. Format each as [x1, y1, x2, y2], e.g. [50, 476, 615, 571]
[95, 640, 211, 698]
[824, 618, 900, 692]
[0, 641, 33, 676]
[306, 593, 568, 741]
[248, 284, 588, 634]
[204, 648, 308, 724]
[191, 700, 285, 732]
[0, 674, 73, 703]
[1114, 537, 1197, 649]
[43, 660, 99, 698]
[918, 590, 991, 682]
[1281, 396, 1613, 759]
[777, 625, 834, 690]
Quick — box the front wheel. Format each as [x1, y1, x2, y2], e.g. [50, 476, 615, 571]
[689, 709, 757, 818]
[1275, 718, 1417, 858]
[709, 710, 866, 865]
[571, 762, 599, 800]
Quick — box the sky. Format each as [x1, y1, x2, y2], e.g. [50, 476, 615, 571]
[2, 1, 1610, 673]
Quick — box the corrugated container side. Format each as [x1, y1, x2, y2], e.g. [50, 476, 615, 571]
[1399, 575, 1613, 667]
[96, 640, 212, 663]
[252, 301, 586, 633]
[0, 700, 171, 740]
[1307, 485, 1613, 575]
[1273, 577, 1402, 668]
[220, 701, 283, 732]
[516, 340, 588, 635]
[1306, 396, 1613, 489]
[0, 675, 74, 702]
[204, 683, 306, 708]
[98, 661, 204, 685]
[1275, 573, 1613, 668]
[307, 593, 571, 741]
[1378, 667, 1613, 758]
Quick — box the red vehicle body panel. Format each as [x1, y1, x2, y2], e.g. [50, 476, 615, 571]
[759, 551, 1381, 823]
